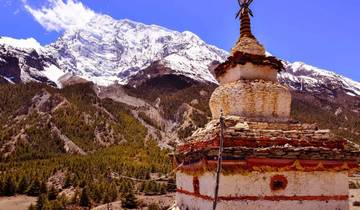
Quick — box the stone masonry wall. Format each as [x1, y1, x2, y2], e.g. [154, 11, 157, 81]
[209, 80, 291, 121]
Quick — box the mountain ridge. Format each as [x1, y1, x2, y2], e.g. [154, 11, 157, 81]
[1, 14, 359, 96]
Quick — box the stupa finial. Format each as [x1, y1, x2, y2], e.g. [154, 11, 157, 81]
[236, 0, 255, 39]
[232, 0, 265, 56]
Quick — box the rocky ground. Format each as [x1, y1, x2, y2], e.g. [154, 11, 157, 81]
[3, 191, 360, 210]
[0, 195, 37, 210]
[92, 193, 175, 210]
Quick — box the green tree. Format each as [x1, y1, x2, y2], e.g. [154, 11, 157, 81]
[40, 181, 48, 194]
[159, 184, 166, 195]
[18, 177, 30, 194]
[121, 191, 138, 209]
[36, 194, 50, 210]
[0, 179, 4, 196]
[109, 184, 118, 202]
[28, 179, 41, 196]
[103, 193, 111, 204]
[148, 203, 161, 210]
[48, 186, 58, 200]
[92, 184, 103, 203]
[4, 176, 16, 196]
[80, 187, 91, 208]
[166, 178, 176, 192]
[63, 173, 72, 188]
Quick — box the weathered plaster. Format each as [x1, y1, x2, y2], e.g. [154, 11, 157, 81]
[217, 63, 278, 84]
[176, 171, 349, 210]
[209, 80, 291, 120]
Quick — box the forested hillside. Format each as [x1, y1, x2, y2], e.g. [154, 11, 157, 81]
[0, 77, 359, 209]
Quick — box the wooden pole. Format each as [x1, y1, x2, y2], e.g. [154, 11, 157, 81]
[212, 112, 225, 210]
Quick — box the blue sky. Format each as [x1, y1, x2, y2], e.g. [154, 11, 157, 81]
[0, 0, 359, 81]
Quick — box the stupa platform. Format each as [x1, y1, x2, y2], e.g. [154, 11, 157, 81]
[175, 116, 360, 175]
[174, 116, 360, 210]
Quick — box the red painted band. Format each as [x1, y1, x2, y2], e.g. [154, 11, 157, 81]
[176, 189, 349, 201]
[178, 136, 346, 153]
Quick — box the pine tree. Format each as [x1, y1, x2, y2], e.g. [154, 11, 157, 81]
[109, 184, 118, 202]
[92, 184, 103, 203]
[159, 184, 166, 195]
[63, 174, 72, 188]
[36, 194, 50, 210]
[143, 182, 151, 195]
[0, 181, 3, 196]
[121, 190, 138, 209]
[4, 176, 16, 196]
[28, 179, 41, 196]
[166, 178, 176, 192]
[103, 193, 111, 204]
[48, 186, 58, 200]
[80, 187, 91, 207]
[40, 181, 48, 194]
[18, 176, 30, 194]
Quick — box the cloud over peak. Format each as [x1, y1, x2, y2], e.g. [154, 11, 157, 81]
[23, 0, 96, 32]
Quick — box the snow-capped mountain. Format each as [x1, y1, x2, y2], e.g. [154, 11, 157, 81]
[0, 13, 359, 99]
[0, 36, 65, 86]
[279, 62, 360, 97]
[46, 15, 228, 86]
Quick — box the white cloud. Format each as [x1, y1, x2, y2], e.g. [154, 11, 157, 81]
[22, 0, 96, 32]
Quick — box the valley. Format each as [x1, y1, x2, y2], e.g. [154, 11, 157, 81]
[0, 13, 360, 210]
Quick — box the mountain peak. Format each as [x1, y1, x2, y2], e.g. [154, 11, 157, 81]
[46, 17, 228, 86]
[0, 37, 43, 51]
[0, 17, 359, 100]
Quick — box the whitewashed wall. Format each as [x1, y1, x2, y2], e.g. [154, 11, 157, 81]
[176, 171, 349, 210]
[176, 193, 348, 210]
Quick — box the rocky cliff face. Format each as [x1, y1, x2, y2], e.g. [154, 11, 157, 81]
[0, 37, 62, 87]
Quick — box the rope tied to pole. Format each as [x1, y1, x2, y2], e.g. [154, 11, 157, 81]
[212, 111, 225, 210]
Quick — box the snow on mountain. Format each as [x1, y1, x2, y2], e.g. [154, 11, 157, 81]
[0, 14, 359, 98]
[0, 37, 43, 51]
[0, 37, 65, 86]
[279, 61, 360, 97]
[46, 15, 228, 86]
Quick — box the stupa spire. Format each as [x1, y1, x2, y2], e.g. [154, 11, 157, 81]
[236, 0, 255, 39]
[232, 0, 265, 55]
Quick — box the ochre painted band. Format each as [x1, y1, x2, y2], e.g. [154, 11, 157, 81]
[178, 158, 358, 176]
